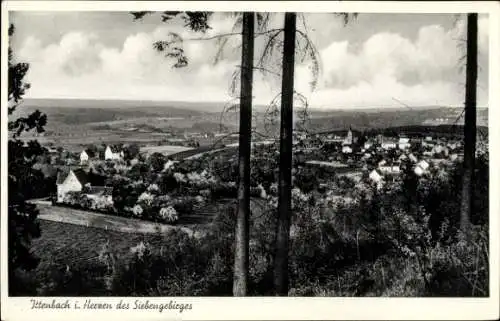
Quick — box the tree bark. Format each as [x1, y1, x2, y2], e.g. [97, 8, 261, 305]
[233, 12, 255, 297]
[460, 13, 478, 235]
[274, 12, 296, 296]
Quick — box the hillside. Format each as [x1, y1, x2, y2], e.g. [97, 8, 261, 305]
[303, 107, 488, 132]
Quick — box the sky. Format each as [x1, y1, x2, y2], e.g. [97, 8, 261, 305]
[9, 11, 490, 109]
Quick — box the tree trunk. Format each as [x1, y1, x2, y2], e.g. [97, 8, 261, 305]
[274, 12, 296, 296]
[233, 12, 255, 297]
[460, 13, 478, 235]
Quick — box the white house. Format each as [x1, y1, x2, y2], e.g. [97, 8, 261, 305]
[379, 165, 401, 174]
[398, 137, 411, 150]
[414, 160, 430, 176]
[80, 149, 96, 164]
[105, 145, 124, 161]
[418, 160, 430, 170]
[408, 153, 418, 163]
[56, 169, 85, 202]
[342, 145, 353, 154]
[414, 166, 425, 176]
[362, 153, 372, 160]
[381, 141, 397, 150]
[369, 169, 384, 189]
[379, 165, 392, 174]
[398, 154, 408, 162]
[343, 129, 353, 146]
[56, 168, 109, 203]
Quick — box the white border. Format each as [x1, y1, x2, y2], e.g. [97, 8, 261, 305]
[1, 1, 499, 320]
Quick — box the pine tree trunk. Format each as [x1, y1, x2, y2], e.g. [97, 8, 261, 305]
[233, 12, 255, 297]
[460, 13, 478, 235]
[274, 12, 296, 296]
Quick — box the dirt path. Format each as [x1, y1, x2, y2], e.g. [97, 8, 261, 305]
[33, 203, 203, 237]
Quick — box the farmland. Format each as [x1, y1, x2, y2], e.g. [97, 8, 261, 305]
[11, 98, 489, 154]
[140, 145, 195, 156]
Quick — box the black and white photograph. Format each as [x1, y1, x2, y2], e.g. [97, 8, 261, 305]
[1, 1, 499, 320]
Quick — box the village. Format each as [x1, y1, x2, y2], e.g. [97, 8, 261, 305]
[35, 124, 480, 222]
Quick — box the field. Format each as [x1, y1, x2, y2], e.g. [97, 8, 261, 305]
[140, 145, 195, 156]
[31, 220, 167, 270]
[12, 98, 489, 154]
[35, 204, 198, 236]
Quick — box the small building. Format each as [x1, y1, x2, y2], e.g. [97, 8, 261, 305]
[105, 145, 124, 161]
[398, 137, 411, 150]
[342, 145, 353, 154]
[56, 168, 108, 203]
[343, 128, 353, 146]
[417, 160, 430, 170]
[414, 160, 430, 176]
[364, 142, 373, 150]
[414, 166, 425, 176]
[80, 149, 97, 164]
[408, 153, 418, 163]
[369, 169, 384, 189]
[381, 139, 397, 150]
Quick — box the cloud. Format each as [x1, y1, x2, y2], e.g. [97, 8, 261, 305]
[17, 16, 241, 102]
[14, 13, 490, 108]
[302, 15, 490, 108]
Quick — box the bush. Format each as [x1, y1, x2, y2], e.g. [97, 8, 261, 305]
[159, 206, 178, 224]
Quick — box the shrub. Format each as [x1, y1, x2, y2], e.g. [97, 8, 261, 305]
[159, 206, 179, 224]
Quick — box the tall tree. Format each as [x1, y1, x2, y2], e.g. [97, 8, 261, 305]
[274, 12, 297, 296]
[233, 12, 255, 296]
[459, 13, 478, 235]
[8, 24, 47, 295]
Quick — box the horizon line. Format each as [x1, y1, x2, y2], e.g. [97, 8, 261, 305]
[22, 97, 488, 110]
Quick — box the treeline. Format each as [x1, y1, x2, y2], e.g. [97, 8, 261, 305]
[316, 124, 488, 139]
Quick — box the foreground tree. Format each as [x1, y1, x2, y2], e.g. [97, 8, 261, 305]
[8, 24, 47, 295]
[459, 13, 478, 235]
[274, 12, 297, 296]
[273, 13, 358, 296]
[233, 12, 255, 296]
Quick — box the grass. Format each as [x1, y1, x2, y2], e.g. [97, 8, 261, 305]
[26, 220, 169, 293]
[36, 204, 198, 235]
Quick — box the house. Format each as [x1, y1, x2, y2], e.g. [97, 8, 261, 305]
[105, 145, 124, 161]
[362, 153, 372, 160]
[381, 138, 397, 150]
[342, 145, 353, 154]
[56, 168, 108, 203]
[80, 149, 97, 164]
[398, 137, 411, 150]
[47, 147, 58, 154]
[408, 153, 418, 163]
[369, 169, 384, 188]
[414, 160, 430, 176]
[343, 128, 353, 146]
[414, 166, 425, 176]
[379, 164, 400, 174]
[417, 160, 430, 170]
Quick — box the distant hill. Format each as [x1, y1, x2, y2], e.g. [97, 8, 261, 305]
[303, 107, 488, 132]
[11, 99, 488, 134]
[13, 98, 220, 126]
